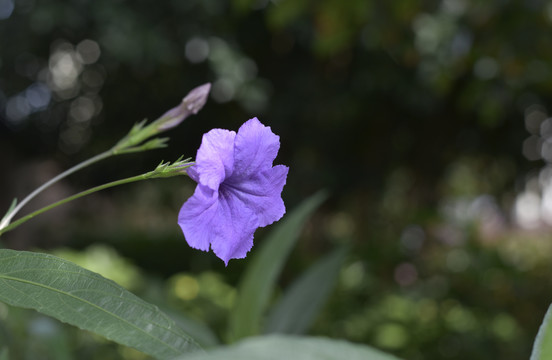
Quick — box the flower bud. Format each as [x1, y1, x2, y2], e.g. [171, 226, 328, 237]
[156, 83, 211, 131]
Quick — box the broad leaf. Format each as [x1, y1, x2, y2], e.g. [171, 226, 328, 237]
[163, 307, 220, 348]
[0, 250, 201, 359]
[531, 303, 552, 360]
[227, 191, 327, 341]
[264, 247, 347, 335]
[174, 334, 401, 360]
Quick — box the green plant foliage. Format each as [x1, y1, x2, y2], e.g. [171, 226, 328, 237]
[0, 249, 201, 359]
[227, 191, 328, 342]
[4, 1, 552, 359]
[174, 335, 401, 360]
[531, 304, 552, 360]
[162, 307, 220, 349]
[264, 247, 347, 335]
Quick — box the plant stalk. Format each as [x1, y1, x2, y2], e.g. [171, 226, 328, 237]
[0, 150, 115, 231]
[0, 172, 150, 236]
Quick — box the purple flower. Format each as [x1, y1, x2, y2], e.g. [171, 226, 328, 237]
[178, 118, 289, 265]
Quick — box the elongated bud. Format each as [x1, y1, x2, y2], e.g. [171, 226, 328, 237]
[156, 83, 211, 131]
[112, 83, 211, 153]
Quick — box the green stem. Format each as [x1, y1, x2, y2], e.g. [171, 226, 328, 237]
[0, 172, 151, 237]
[0, 150, 114, 230]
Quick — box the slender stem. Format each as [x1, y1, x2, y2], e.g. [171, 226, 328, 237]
[0, 150, 114, 230]
[0, 172, 150, 236]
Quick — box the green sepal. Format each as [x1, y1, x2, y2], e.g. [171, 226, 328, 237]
[149, 157, 194, 178]
[114, 137, 170, 155]
[113, 118, 161, 152]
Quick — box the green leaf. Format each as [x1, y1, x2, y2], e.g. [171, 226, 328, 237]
[174, 335, 401, 360]
[0, 348, 8, 360]
[264, 247, 347, 335]
[531, 303, 552, 360]
[227, 191, 328, 342]
[0, 250, 201, 359]
[163, 308, 220, 348]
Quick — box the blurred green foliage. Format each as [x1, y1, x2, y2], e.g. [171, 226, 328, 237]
[2, 0, 552, 359]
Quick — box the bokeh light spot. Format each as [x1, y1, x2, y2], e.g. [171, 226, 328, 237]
[373, 323, 409, 349]
[540, 137, 552, 162]
[6, 95, 31, 123]
[446, 249, 470, 272]
[441, 0, 467, 16]
[76, 39, 101, 64]
[0, 0, 14, 20]
[328, 212, 355, 238]
[212, 78, 235, 102]
[341, 261, 365, 290]
[173, 275, 200, 301]
[474, 57, 499, 80]
[394, 262, 418, 286]
[444, 304, 476, 332]
[417, 299, 438, 323]
[185, 38, 210, 63]
[523, 135, 542, 161]
[514, 190, 541, 229]
[29, 316, 61, 338]
[400, 225, 425, 253]
[491, 313, 518, 340]
[25, 82, 51, 110]
[525, 104, 547, 134]
[69, 96, 96, 123]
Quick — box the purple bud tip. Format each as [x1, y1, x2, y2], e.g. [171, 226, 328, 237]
[182, 83, 211, 115]
[157, 83, 212, 131]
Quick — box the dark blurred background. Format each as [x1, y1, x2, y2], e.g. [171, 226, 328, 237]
[2, 0, 552, 359]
